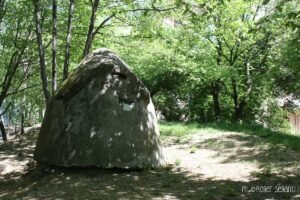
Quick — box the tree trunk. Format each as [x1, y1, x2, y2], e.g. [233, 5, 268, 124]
[235, 100, 246, 121]
[33, 0, 50, 107]
[20, 112, 25, 134]
[0, 119, 7, 142]
[0, 0, 6, 23]
[211, 42, 222, 121]
[231, 78, 238, 110]
[63, 0, 75, 80]
[51, 0, 58, 94]
[212, 91, 220, 120]
[231, 78, 245, 121]
[28, 104, 33, 125]
[211, 81, 221, 120]
[82, 0, 99, 58]
[20, 96, 26, 134]
[231, 62, 253, 121]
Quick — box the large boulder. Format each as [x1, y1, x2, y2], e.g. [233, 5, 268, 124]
[34, 48, 164, 168]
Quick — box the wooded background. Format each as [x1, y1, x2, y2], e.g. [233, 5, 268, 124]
[0, 0, 299, 141]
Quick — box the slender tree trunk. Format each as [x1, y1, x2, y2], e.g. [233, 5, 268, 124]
[210, 46, 222, 121]
[0, 0, 6, 23]
[0, 119, 7, 142]
[211, 82, 221, 120]
[233, 63, 252, 121]
[231, 78, 243, 120]
[63, 0, 75, 80]
[232, 78, 238, 110]
[33, 0, 50, 106]
[0, 100, 10, 142]
[212, 91, 220, 120]
[82, 0, 99, 58]
[20, 112, 25, 134]
[235, 100, 246, 121]
[20, 96, 26, 134]
[51, 0, 57, 94]
[29, 104, 33, 125]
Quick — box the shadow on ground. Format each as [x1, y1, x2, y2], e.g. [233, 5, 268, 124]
[0, 165, 299, 200]
[198, 122, 300, 152]
[0, 127, 300, 199]
[192, 133, 300, 176]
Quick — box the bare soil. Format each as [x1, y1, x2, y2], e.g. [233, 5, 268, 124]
[0, 127, 300, 199]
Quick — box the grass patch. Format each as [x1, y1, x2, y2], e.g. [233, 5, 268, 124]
[190, 146, 197, 153]
[159, 121, 216, 137]
[159, 121, 300, 152]
[159, 122, 199, 137]
[211, 122, 300, 152]
[175, 158, 181, 166]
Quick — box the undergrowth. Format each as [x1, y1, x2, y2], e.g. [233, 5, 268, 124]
[159, 121, 300, 152]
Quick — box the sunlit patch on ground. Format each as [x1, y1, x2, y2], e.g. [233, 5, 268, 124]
[0, 155, 30, 175]
[0, 126, 299, 199]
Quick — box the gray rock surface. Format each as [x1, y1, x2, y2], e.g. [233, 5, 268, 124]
[34, 48, 164, 168]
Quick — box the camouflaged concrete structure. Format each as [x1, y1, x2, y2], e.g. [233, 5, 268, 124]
[34, 48, 164, 168]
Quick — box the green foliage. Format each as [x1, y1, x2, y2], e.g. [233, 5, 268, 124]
[0, 0, 299, 134]
[190, 146, 197, 153]
[159, 122, 201, 137]
[160, 121, 300, 151]
[175, 158, 181, 166]
[256, 99, 291, 132]
[115, 0, 296, 127]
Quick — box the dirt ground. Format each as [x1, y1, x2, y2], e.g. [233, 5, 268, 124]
[0, 127, 300, 200]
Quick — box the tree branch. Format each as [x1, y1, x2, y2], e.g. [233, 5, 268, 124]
[125, 5, 176, 13]
[0, 101, 11, 116]
[92, 13, 116, 36]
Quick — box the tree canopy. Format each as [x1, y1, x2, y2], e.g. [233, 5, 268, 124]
[0, 0, 299, 140]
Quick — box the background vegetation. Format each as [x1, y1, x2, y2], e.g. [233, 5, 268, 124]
[0, 0, 299, 141]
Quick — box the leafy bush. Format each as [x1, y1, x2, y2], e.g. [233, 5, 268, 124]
[256, 99, 291, 132]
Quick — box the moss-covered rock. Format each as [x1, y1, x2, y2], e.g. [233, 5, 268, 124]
[34, 48, 164, 168]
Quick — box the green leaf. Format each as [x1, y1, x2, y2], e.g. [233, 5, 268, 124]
[276, 6, 282, 12]
[143, 10, 149, 16]
[175, 0, 182, 8]
[262, 0, 270, 5]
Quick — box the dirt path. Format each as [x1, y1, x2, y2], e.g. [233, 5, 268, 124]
[0, 129, 300, 199]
